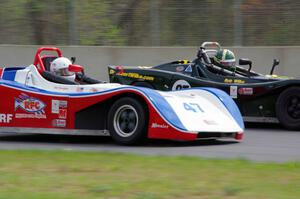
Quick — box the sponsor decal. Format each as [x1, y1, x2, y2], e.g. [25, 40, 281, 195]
[76, 87, 84, 92]
[109, 69, 115, 75]
[52, 100, 68, 119]
[172, 79, 191, 90]
[238, 87, 253, 95]
[184, 64, 192, 72]
[52, 100, 60, 114]
[52, 100, 68, 114]
[15, 93, 46, 113]
[58, 109, 67, 119]
[234, 79, 245, 84]
[224, 78, 245, 84]
[117, 72, 154, 81]
[230, 86, 238, 99]
[177, 60, 190, 64]
[0, 113, 13, 123]
[14, 93, 47, 119]
[52, 119, 66, 127]
[151, 123, 169, 129]
[115, 66, 124, 75]
[176, 66, 185, 72]
[59, 100, 68, 108]
[54, 86, 69, 91]
[15, 113, 46, 119]
[90, 88, 98, 92]
[203, 119, 218, 125]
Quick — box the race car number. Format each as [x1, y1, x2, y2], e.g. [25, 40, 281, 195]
[172, 80, 191, 90]
[183, 102, 204, 113]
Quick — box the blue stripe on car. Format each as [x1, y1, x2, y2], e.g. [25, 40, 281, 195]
[131, 87, 186, 130]
[2, 69, 17, 81]
[0, 78, 187, 131]
[2, 67, 26, 81]
[1, 67, 242, 131]
[201, 87, 244, 129]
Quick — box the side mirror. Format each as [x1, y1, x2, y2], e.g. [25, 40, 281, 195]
[239, 58, 252, 76]
[71, 57, 76, 64]
[239, 58, 252, 66]
[270, 59, 280, 75]
[69, 64, 83, 73]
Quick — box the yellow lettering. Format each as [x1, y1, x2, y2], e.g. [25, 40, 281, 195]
[234, 79, 245, 84]
[224, 79, 233, 83]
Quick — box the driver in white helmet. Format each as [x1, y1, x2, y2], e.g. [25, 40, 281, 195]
[49, 57, 76, 81]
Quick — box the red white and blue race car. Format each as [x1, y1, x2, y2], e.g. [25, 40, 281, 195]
[0, 47, 244, 145]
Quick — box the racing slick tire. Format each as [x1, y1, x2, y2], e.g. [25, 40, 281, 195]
[108, 97, 148, 145]
[276, 87, 300, 130]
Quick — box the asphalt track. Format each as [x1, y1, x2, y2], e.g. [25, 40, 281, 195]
[0, 123, 300, 163]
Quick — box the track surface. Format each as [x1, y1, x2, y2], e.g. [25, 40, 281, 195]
[0, 124, 300, 162]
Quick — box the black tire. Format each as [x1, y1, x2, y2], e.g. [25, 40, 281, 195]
[276, 87, 300, 130]
[132, 82, 154, 89]
[108, 97, 148, 145]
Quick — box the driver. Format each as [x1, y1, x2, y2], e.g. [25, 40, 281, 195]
[213, 49, 236, 72]
[49, 57, 76, 81]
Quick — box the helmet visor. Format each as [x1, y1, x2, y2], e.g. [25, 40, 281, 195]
[220, 59, 236, 68]
[55, 68, 75, 76]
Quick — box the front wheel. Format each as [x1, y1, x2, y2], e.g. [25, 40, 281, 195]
[276, 87, 300, 130]
[108, 97, 148, 145]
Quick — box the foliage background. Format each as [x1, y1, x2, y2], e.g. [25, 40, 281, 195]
[1, 0, 299, 46]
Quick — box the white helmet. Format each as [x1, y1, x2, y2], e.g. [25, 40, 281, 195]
[50, 57, 76, 81]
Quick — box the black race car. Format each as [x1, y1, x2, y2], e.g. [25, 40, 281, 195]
[108, 42, 300, 130]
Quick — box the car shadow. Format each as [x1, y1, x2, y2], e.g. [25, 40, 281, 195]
[145, 139, 239, 147]
[0, 133, 239, 148]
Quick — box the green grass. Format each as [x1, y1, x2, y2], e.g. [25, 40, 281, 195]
[0, 150, 299, 199]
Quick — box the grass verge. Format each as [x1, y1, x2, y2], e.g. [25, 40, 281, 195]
[0, 150, 299, 199]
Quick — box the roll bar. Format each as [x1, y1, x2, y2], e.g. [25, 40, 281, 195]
[33, 47, 63, 73]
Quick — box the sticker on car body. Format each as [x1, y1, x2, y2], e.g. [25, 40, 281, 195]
[230, 86, 238, 98]
[15, 93, 46, 113]
[172, 80, 191, 90]
[0, 113, 13, 123]
[238, 87, 253, 95]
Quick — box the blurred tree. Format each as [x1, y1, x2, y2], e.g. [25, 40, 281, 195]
[76, 0, 125, 45]
[242, 0, 300, 45]
[26, 0, 69, 45]
[0, 0, 31, 44]
[0, 0, 300, 46]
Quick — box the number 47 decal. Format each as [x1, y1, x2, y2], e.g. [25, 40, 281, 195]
[183, 102, 204, 113]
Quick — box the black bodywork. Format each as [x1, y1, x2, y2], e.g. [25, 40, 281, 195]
[108, 43, 300, 130]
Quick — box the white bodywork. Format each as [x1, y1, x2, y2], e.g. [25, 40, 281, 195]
[160, 90, 243, 132]
[13, 65, 243, 133]
[15, 65, 122, 93]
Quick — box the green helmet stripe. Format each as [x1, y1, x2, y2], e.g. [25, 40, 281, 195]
[222, 49, 228, 61]
[225, 50, 235, 60]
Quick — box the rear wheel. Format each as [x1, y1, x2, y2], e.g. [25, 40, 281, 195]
[108, 97, 148, 145]
[276, 87, 300, 130]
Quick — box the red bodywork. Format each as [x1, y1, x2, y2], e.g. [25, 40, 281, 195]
[0, 47, 243, 142]
[0, 83, 199, 141]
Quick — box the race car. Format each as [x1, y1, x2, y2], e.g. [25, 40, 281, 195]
[0, 47, 244, 145]
[108, 42, 300, 130]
